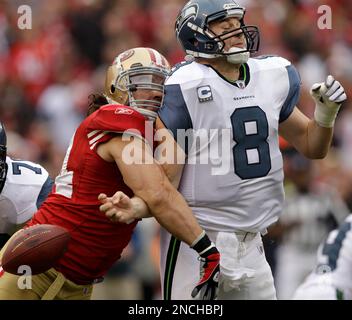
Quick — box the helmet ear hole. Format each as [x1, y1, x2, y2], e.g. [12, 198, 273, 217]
[110, 85, 116, 94]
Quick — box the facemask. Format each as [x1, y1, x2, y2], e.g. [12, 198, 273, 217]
[226, 47, 250, 65]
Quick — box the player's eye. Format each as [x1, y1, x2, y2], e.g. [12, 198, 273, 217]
[220, 28, 231, 35]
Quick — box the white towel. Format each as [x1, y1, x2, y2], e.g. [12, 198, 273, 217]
[216, 231, 256, 292]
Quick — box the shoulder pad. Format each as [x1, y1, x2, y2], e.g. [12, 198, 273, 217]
[169, 60, 193, 77]
[166, 61, 207, 87]
[253, 55, 292, 68]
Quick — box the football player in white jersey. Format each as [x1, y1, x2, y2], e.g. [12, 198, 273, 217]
[275, 151, 349, 299]
[99, 0, 347, 300]
[0, 122, 53, 249]
[293, 214, 352, 300]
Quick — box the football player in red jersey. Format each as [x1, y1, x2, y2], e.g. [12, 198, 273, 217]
[0, 47, 220, 300]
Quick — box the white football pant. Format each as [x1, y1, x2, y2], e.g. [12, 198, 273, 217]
[160, 229, 276, 300]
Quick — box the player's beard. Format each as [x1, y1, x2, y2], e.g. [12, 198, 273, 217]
[225, 47, 250, 65]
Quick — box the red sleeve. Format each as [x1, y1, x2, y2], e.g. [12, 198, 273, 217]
[89, 104, 146, 133]
[86, 104, 147, 150]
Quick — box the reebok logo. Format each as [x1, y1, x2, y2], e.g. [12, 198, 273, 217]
[115, 108, 134, 115]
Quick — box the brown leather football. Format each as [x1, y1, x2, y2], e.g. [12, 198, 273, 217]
[1, 224, 70, 275]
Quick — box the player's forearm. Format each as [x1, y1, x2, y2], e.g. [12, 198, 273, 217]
[280, 108, 334, 159]
[114, 135, 202, 245]
[161, 163, 184, 189]
[130, 196, 152, 219]
[151, 194, 203, 246]
[305, 119, 333, 159]
[305, 74, 346, 158]
[136, 183, 203, 245]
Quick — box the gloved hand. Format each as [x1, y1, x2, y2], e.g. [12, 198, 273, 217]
[190, 231, 220, 300]
[191, 248, 220, 300]
[311, 75, 347, 127]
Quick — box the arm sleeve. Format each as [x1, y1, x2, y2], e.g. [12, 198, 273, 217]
[36, 176, 54, 209]
[87, 105, 147, 150]
[279, 64, 301, 123]
[158, 84, 193, 153]
[89, 105, 146, 135]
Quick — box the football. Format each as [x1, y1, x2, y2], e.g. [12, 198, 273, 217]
[1, 224, 70, 275]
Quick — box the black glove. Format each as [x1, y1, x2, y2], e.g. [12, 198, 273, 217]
[191, 231, 220, 300]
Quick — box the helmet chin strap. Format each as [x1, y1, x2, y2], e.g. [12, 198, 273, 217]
[105, 96, 117, 104]
[225, 47, 250, 65]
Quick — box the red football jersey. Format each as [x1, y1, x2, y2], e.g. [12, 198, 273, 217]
[27, 104, 148, 284]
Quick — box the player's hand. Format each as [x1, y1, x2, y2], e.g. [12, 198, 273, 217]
[191, 246, 220, 300]
[311, 75, 347, 127]
[98, 192, 135, 224]
[310, 75, 347, 108]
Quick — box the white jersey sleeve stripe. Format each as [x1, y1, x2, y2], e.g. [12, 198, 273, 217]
[89, 131, 108, 145]
[87, 130, 101, 138]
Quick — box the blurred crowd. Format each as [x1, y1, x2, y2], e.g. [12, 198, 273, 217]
[0, 0, 351, 299]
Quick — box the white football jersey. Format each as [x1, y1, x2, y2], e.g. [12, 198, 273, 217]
[159, 56, 300, 233]
[292, 273, 338, 300]
[294, 214, 352, 300]
[0, 156, 53, 237]
[316, 214, 352, 296]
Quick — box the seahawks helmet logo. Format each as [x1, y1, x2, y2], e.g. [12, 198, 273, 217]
[176, 3, 198, 33]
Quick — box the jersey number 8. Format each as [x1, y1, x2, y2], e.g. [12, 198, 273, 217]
[231, 106, 271, 179]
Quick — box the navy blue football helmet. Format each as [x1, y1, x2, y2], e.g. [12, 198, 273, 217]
[0, 122, 7, 190]
[175, 0, 260, 59]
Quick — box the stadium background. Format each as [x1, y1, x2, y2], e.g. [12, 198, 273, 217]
[0, 0, 351, 299]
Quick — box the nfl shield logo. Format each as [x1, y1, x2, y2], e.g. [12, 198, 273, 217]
[236, 80, 246, 89]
